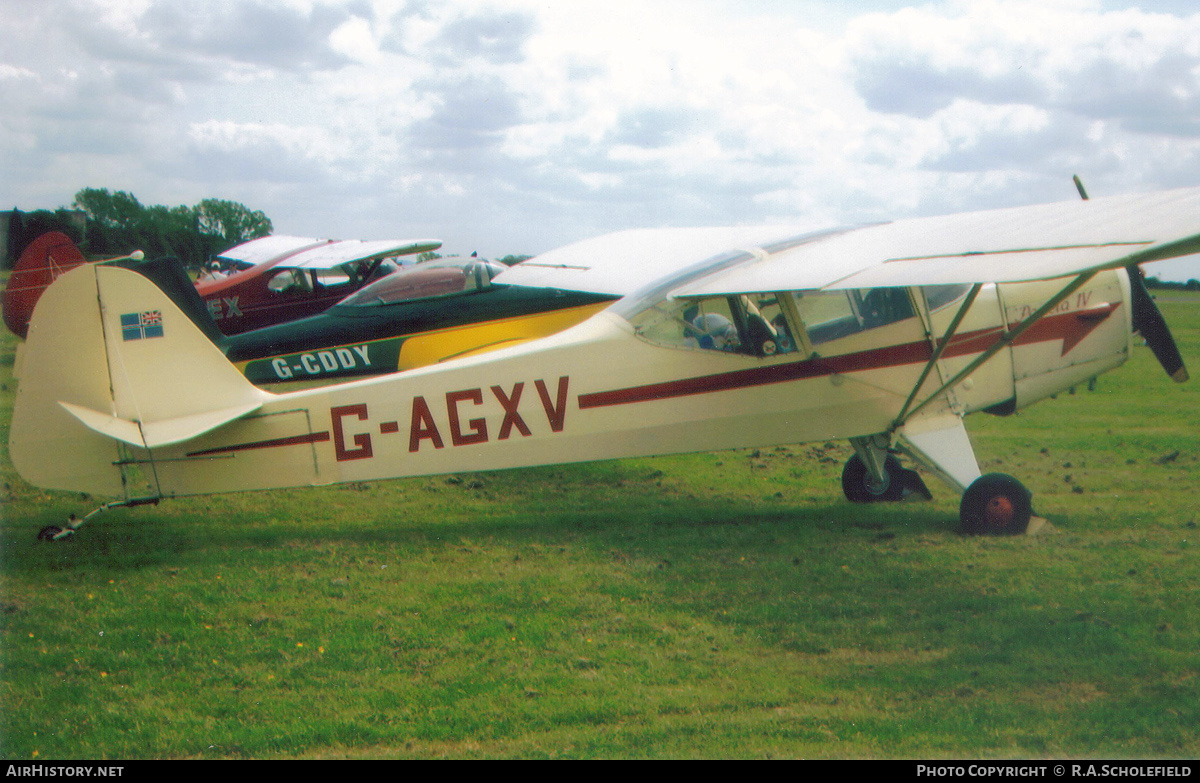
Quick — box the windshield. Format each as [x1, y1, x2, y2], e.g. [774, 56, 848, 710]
[630, 293, 798, 357]
[337, 257, 504, 307]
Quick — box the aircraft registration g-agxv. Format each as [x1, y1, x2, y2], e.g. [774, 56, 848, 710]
[9, 187, 1195, 541]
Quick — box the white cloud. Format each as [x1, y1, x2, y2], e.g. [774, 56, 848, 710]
[329, 15, 380, 64]
[0, 64, 38, 81]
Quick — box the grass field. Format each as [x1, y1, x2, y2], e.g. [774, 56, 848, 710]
[0, 292, 1197, 760]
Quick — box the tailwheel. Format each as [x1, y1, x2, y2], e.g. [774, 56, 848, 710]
[32, 500, 159, 542]
[37, 513, 82, 542]
[959, 474, 1032, 535]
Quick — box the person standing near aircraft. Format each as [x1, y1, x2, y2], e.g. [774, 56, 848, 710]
[200, 261, 228, 281]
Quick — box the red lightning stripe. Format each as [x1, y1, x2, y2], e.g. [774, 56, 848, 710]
[579, 303, 1118, 409]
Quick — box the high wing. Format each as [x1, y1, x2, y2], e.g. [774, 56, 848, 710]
[491, 225, 813, 295]
[216, 237, 443, 270]
[674, 187, 1200, 295]
[215, 235, 332, 266]
[282, 238, 443, 269]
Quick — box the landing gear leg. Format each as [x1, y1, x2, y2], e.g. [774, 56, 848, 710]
[842, 436, 931, 503]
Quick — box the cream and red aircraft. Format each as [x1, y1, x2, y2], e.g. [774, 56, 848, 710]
[9, 187, 1195, 540]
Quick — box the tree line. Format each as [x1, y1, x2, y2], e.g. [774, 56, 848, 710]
[6, 188, 273, 271]
[1144, 276, 1200, 291]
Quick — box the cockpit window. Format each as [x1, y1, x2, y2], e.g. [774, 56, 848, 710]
[795, 288, 915, 345]
[337, 257, 504, 307]
[267, 268, 313, 294]
[922, 283, 973, 312]
[266, 258, 394, 295]
[630, 293, 798, 357]
[742, 293, 798, 355]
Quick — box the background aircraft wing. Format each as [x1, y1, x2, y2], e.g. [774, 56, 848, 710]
[216, 235, 331, 266]
[285, 238, 443, 269]
[674, 187, 1200, 296]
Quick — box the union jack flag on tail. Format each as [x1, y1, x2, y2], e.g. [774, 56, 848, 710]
[120, 310, 163, 341]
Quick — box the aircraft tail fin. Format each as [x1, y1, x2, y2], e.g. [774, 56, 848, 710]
[9, 263, 268, 495]
[110, 255, 229, 347]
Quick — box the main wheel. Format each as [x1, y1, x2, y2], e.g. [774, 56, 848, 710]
[841, 454, 906, 502]
[959, 473, 1032, 535]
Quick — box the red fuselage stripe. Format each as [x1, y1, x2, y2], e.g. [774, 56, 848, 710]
[578, 304, 1118, 409]
[187, 431, 331, 457]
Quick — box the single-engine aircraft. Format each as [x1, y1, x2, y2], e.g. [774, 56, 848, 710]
[1, 232, 443, 338]
[196, 235, 443, 333]
[9, 188, 1195, 541]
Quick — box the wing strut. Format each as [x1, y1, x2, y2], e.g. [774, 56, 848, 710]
[894, 283, 983, 425]
[891, 271, 1099, 431]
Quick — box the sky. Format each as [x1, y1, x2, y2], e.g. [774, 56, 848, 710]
[3, 0, 1200, 280]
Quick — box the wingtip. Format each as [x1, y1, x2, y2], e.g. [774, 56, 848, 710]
[1171, 367, 1189, 383]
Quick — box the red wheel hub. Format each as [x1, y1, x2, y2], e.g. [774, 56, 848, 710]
[984, 495, 1015, 529]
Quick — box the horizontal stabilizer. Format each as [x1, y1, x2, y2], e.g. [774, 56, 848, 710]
[60, 400, 263, 449]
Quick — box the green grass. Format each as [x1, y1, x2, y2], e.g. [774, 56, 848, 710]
[1, 294, 1197, 759]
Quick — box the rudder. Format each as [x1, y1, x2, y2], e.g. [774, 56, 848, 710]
[10, 264, 267, 496]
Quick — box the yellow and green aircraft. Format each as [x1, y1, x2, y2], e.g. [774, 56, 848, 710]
[123, 254, 617, 390]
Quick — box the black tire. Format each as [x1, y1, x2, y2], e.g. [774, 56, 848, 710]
[842, 454, 906, 502]
[959, 473, 1032, 536]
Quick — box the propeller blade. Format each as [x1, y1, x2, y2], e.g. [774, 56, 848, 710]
[1127, 265, 1189, 382]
